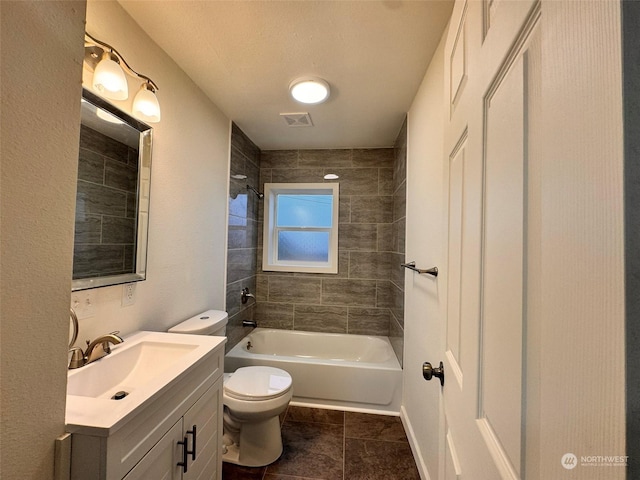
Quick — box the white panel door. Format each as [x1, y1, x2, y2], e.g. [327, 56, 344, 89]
[439, 1, 539, 478]
[406, 1, 624, 478]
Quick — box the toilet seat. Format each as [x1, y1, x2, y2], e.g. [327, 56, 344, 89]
[224, 366, 292, 401]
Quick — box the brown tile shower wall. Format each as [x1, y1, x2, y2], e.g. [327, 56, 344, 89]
[256, 144, 406, 364]
[226, 123, 261, 351]
[390, 118, 407, 366]
[225, 123, 407, 364]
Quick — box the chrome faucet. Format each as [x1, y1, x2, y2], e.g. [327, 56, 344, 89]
[68, 332, 124, 369]
[242, 320, 257, 328]
[241, 288, 256, 304]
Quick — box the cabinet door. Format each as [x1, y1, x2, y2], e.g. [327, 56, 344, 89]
[183, 380, 221, 480]
[123, 420, 183, 480]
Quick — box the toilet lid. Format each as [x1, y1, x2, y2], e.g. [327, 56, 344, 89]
[168, 310, 228, 335]
[224, 366, 292, 401]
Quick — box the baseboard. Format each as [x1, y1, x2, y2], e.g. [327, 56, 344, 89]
[400, 405, 431, 480]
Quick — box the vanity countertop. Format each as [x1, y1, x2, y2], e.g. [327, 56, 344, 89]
[65, 330, 225, 436]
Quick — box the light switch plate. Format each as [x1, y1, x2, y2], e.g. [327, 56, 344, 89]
[71, 290, 96, 319]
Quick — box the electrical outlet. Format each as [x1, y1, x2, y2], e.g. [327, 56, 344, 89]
[71, 290, 96, 319]
[122, 283, 136, 307]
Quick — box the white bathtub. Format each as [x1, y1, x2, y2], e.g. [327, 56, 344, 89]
[224, 328, 402, 415]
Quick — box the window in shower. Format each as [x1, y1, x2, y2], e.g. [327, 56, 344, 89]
[262, 183, 339, 273]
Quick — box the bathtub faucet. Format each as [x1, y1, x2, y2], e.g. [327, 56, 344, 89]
[242, 320, 257, 328]
[241, 288, 256, 304]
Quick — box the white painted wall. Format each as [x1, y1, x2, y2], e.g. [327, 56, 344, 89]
[73, 1, 231, 343]
[402, 33, 446, 480]
[1, 2, 86, 478]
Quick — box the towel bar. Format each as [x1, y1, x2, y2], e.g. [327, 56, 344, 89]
[401, 261, 438, 277]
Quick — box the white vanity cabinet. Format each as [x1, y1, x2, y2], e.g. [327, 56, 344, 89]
[123, 380, 221, 480]
[68, 335, 225, 480]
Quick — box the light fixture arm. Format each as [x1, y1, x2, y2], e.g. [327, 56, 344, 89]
[85, 32, 159, 92]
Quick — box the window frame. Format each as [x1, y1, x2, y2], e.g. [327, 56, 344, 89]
[262, 182, 339, 274]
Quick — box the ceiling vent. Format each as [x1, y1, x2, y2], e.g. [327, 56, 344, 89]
[280, 112, 313, 127]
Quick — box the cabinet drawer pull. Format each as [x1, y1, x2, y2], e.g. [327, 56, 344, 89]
[187, 425, 197, 461]
[177, 437, 189, 473]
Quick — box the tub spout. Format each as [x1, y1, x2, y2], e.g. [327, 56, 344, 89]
[242, 320, 257, 328]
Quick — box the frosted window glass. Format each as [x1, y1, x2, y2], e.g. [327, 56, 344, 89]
[229, 193, 247, 218]
[278, 231, 329, 262]
[276, 195, 333, 227]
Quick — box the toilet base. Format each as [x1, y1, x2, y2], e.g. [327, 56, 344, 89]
[222, 415, 283, 467]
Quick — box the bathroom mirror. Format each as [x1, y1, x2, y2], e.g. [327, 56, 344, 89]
[72, 88, 152, 291]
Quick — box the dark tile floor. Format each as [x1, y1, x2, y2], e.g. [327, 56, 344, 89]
[222, 406, 421, 480]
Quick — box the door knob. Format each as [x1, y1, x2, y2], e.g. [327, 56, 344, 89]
[423, 361, 445, 386]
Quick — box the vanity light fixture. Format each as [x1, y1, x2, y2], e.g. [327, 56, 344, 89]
[324, 173, 339, 180]
[289, 77, 331, 105]
[85, 32, 161, 123]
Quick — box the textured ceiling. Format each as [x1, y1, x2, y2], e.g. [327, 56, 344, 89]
[118, 1, 453, 150]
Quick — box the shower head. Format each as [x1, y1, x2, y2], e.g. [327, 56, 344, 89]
[247, 185, 264, 199]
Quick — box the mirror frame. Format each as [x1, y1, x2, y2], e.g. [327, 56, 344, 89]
[72, 88, 153, 291]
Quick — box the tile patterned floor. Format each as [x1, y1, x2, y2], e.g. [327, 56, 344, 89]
[222, 406, 420, 480]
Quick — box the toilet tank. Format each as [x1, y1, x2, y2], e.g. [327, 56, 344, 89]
[168, 309, 228, 336]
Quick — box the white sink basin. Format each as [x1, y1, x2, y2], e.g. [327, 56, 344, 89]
[67, 340, 197, 399]
[66, 331, 225, 435]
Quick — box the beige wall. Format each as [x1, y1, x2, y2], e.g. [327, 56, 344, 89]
[73, 0, 230, 343]
[1, 1, 86, 478]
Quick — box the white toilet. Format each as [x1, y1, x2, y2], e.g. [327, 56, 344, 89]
[168, 310, 292, 467]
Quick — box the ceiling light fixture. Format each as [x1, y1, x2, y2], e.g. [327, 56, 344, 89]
[84, 33, 161, 123]
[289, 77, 331, 105]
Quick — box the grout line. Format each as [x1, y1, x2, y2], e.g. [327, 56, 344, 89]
[342, 410, 346, 480]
